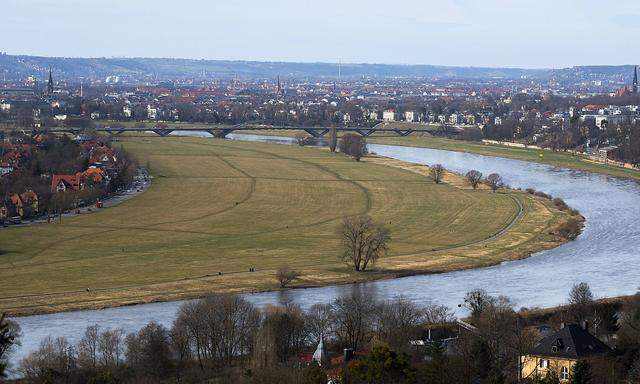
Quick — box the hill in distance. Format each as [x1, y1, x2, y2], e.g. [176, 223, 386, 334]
[0, 53, 636, 82]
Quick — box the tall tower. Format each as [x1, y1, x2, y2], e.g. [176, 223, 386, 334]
[276, 75, 282, 96]
[633, 65, 638, 94]
[47, 68, 54, 95]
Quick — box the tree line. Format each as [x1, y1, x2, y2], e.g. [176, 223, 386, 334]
[4, 283, 640, 383]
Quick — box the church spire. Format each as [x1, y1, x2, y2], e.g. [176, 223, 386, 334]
[47, 68, 54, 95]
[633, 65, 638, 94]
[276, 75, 282, 96]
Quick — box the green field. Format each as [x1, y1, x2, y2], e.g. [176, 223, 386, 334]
[0, 136, 571, 315]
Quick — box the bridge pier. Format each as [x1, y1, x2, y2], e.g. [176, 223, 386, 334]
[303, 129, 329, 138]
[393, 129, 414, 137]
[104, 128, 125, 136]
[355, 129, 376, 137]
[205, 129, 235, 138]
[151, 129, 175, 137]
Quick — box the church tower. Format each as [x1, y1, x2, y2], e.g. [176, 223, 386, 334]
[633, 65, 638, 94]
[47, 68, 54, 95]
[276, 75, 282, 96]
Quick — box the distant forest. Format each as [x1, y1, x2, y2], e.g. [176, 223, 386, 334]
[0, 53, 636, 82]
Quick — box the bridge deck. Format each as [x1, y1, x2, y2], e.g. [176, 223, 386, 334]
[39, 124, 446, 137]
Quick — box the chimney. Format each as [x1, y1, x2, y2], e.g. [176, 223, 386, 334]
[581, 320, 589, 331]
[343, 348, 354, 363]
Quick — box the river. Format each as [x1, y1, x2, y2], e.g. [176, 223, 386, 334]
[7, 134, 640, 373]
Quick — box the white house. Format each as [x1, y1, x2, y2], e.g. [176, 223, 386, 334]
[383, 110, 396, 122]
[147, 105, 157, 120]
[404, 111, 415, 122]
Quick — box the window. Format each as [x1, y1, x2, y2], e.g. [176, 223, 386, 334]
[561, 366, 569, 381]
[539, 359, 549, 368]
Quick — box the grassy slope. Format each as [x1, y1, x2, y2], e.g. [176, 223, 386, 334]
[0, 136, 571, 315]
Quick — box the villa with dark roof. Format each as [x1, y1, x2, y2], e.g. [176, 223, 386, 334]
[521, 322, 612, 381]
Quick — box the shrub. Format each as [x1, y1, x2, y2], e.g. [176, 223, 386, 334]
[338, 134, 367, 161]
[552, 197, 569, 211]
[275, 266, 301, 288]
[554, 217, 583, 240]
[533, 191, 552, 200]
[295, 133, 316, 146]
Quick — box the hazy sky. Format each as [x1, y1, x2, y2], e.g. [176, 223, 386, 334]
[3, 0, 640, 68]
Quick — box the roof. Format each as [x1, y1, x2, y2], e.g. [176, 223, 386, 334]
[529, 324, 611, 360]
[51, 174, 82, 192]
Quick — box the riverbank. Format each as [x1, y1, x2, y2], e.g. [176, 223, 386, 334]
[367, 135, 640, 181]
[0, 135, 576, 317]
[235, 129, 640, 181]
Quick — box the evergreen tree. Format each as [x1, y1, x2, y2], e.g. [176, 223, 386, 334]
[0, 313, 19, 378]
[302, 363, 327, 384]
[571, 360, 592, 384]
[329, 126, 337, 153]
[627, 355, 640, 384]
[344, 346, 416, 384]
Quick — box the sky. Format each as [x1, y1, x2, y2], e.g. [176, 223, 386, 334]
[3, 0, 640, 69]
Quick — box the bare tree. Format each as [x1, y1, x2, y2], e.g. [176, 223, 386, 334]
[423, 304, 455, 326]
[472, 295, 534, 382]
[20, 336, 75, 382]
[466, 170, 483, 189]
[276, 266, 301, 288]
[77, 325, 100, 369]
[175, 295, 261, 368]
[258, 305, 307, 363]
[486, 173, 504, 192]
[463, 289, 492, 320]
[305, 304, 334, 344]
[430, 164, 445, 184]
[125, 322, 172, 379]
[375, 297, 425, 351]
[332, 291, 376, 350]
[338, 215, 391, 271]
[99, 328, 126, 368]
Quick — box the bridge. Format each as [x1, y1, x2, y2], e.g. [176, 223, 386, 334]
[39, 122, 454, 138]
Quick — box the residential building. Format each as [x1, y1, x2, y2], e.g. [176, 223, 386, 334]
[404, 111, 415, 122]
[520, 323, 611, 382]
[51, 174, 83, 193]
[383, 110, 396, 122]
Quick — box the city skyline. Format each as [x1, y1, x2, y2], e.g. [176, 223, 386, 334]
[3, 0, 640, 69]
